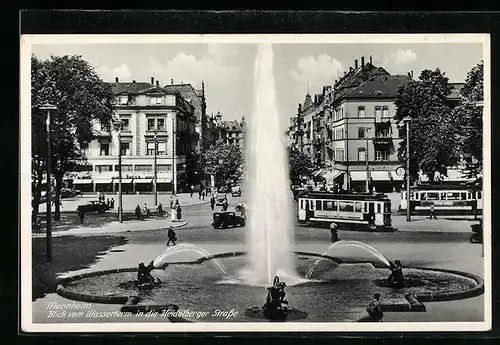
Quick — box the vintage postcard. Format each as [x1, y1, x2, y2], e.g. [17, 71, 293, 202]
[20, 33, 491, 332]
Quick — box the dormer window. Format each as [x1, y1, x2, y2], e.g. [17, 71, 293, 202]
[119, 95, 128, 105]
[150, 96, 163, 105]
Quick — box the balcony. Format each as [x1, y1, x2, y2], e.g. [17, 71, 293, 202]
[372, 137, 393, 146]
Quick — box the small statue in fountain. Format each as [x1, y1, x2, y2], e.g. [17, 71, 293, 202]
[263, 276, 289, 319]
[387, 260, 404, 288]
[136, 260, 161, 289]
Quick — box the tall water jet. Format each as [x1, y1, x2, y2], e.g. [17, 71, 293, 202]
[244, 43, 299, 285]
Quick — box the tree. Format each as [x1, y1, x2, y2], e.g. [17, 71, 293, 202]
[32, 55, 115, 221]
[288, 146, 315, 185]
[203, 139, 243, 188]
[394, 68, 460, 183]
[453, 61, 483, 188]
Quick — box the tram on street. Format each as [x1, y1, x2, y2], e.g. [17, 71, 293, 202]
[297, 192, 392, 231]
[399, 184, 483, 216]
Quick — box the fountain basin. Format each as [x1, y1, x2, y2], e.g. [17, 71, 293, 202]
[55, 252, 484, 322]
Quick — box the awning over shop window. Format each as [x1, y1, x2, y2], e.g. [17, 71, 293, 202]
[113, 178, 133, 184]
[350, 171, 367, 181]
[324, 170, 344, 181]
[391, 171, 404, 181]
[370, 171, 390, 181]
[135, 179, 153, 184]
[312, 169, 325, 177]
[156, 178, 172, 183]
[94, 179, 113, 184]
[73, 179, 93, 184]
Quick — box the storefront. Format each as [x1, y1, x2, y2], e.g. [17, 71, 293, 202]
[72, 179, 93, 193]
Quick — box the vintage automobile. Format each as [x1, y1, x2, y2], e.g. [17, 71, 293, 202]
[212, 212, 246, 229]
[231, 186, 242, 197]
[215, 193, 227, 206]
[77, 200, 110, 214]
[470, 222, 483, 244]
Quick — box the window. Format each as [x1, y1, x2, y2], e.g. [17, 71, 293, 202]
[100, 143, 109, 156]
[135, 165, 152, 172]
[120, 142, 130, 156]
[148, 119, 155, 131]
[336, 149, 344, 162]
[114, 164, 133, 172]
[384, 203, 390, 213]
[157, 142, 166, 155]
[157, 118, 165, 131]
[358, 148, 366, 161]
[358, 106, 366, 118]
[461, 192, 467, 201]
[363, 202, 367, 213]
[323, 200, 338, 211]
[355, 202, 363, 212]
[468, 192, 473, 200]
[119, 95, 128, 105]
[157, 164, 171, 172]
[146, 142, 156, 156]
[358, 128, 365, 138]
[441, 192, 447, 200]
[377, 128, 390, 138]
[375, 106, 381, 119]
[341, 107, 344, 118]
[375, 150, 389, 161]
[421, 193, 427, 201]
[377, 203, 381, 213]
[150, 96, 163, 105]
[95, 165, 112, 173]
[120, 118, 130, 131]
[382, 106, 389, 118]
[477, 191, 482, 199]
[339, 201, 354, 212]
[300, 200, 304, 209]
[427, 192, 439, 200]
[447, 192, 461, 200]
[316, 200, 322, 210]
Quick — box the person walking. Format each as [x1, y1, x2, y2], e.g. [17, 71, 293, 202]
[222, 197, 229, 212]
[135, 204, 141, 220]
[429, 204, 437, 220]
[110, 198, 115, 209]
[190, 185, 194, 198]
[166, 226, 177, 246]
[171, 206, 177, 222]
[170, 194, 174, 209]
[198, 189, 202, 200]
[78, 208, 85, 224]
[201, 188, 206, 201]
[329, 222, 339, 243]
[176, 205, 182, 221]
[157, 203, 164, 217]
[210, 195, 216, 211]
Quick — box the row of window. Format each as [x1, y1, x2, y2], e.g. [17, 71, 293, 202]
[405, 191, 483, 201]
[116, 95, 165, 106]
[94, 164, 173, 173]
[357, 148, 389, 161]
[301, 199, 391, 213]
[357, 106, 391, 119]
[99, 142, 167, 156]
[97, 117, 168, 132]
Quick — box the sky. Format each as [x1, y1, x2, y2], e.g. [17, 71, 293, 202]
[32, 41, 483, 128]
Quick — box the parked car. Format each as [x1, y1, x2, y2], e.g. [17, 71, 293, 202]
[470, 221, 483, 244]
[61, 188, 76, 199]
[212, 212, 245, 229]
[77, 201, 110, 214]
[215, 193, 227, 206]
[231, 186, 242, 197]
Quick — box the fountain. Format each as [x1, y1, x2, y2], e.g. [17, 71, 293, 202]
[52, 44, 485, 323]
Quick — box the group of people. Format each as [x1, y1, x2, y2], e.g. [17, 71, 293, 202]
[97, 193, 115, 208]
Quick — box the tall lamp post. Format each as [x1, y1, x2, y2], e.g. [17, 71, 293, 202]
[153, 129, 158, 206]
[116, 120, 123, 223]
[365, 128, 371, 193]
[40, 103, 57, 262]
[402, 116, 412, 222]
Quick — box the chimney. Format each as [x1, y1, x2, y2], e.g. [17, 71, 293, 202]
[370, 56, 373, 64]
[350, 67, 353, 72]
[361, 56, 365, 67]
[156, 80, 159, 86]
[411, 70, 414, 78]
[344, 71, 346, 76]
[355, 59, 358, 69]
[151, 76, 154, 85]
[171, 78, 174, 85]
[115, 77, 119, 83]
[132, 80, 136, 84]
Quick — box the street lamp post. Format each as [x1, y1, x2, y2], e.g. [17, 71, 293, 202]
[402, 116, 412, 222]
[153, 129, 158, 206]
[117, 120, 123, 223]
[40, 103, 57, 262]
[365, 128, 370, 193]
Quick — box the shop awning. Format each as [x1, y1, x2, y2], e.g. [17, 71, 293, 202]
[370, 171, 390, 181]
[350, 171, 367, 181]
[391, 171, 404, 181]
[135, 179, 153, 184]
[312, 169, 325, 177]
[73, 179, 93, 184]
[94, 179, 113, 184]
[113, 178, 133, 184]
[156, 178, 172, 183]
[324, 170, 344, 181]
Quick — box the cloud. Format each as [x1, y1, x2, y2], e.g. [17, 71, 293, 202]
[289, 54, 343, 99]
[96, 63, 132, 81]
[387, 49, 417, 65]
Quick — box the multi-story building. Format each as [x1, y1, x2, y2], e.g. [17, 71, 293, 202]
[221, 117, 246, 149]
[71, 77, 198, 194]
[291, 56, 465, 193]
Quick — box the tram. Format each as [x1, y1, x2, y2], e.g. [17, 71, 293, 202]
[399, 184, 483, 216]
[297, 192, 392, 231]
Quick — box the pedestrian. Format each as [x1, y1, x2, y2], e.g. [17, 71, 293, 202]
[429, 204, 437, 220]
[135, 204, 141, 220]
[198, 189, 202, 200]
[110, 198, 115, 209]
[166, 227, 177, 246]
[78, 208, 85, 224]
[190, 185, 194, 198]
[143, 203, 149, 218]
[222, 197, 229, 212]
[330, 222, 339, 243]
[366, 293, 383, 322]
[175, 198, 180, 208]
[169, 194, 174, 209]
[157, 203, 164, 217]
[201, 189, 206, 201]
[176, 205, 182, 221]
[210, 195, 216, 210]
[171, 206, 177, 222]
[107, 198, 110, 208]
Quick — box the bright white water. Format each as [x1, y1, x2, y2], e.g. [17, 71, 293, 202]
[242, 43, 301, 286]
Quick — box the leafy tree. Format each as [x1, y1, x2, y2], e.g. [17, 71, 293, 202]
[203, 139, 243, 188]
[454, 61, 483, 188]
[288, 146, 315, 185]
[394, 68, 460, 183]
[32, 55, 115, 221]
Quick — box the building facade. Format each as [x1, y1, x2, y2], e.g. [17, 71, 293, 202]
[221, 117, 246, 149]
[71, 77, 197, 194]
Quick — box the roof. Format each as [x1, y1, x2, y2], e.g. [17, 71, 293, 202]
[110, 82, 156, 95]
[221, 120, 242, 131]
[344, 74, 411, 99]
